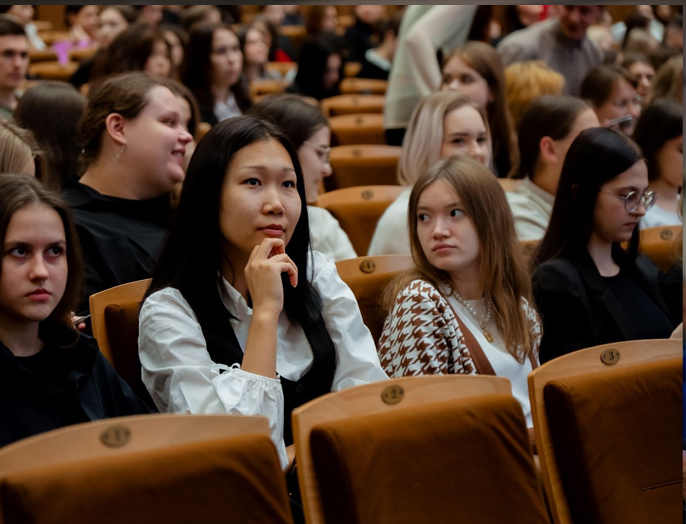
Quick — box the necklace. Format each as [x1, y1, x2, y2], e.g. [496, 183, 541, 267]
[452, 292, 494, 343]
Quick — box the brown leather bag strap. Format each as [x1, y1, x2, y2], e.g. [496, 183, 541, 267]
[448, 303, 496, 376]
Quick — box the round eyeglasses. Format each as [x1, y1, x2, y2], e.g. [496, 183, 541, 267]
[600, 189, 657, 213]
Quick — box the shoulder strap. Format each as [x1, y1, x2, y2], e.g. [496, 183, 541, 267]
[447, 302, 496, 376]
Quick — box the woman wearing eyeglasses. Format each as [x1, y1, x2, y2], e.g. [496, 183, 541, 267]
[532, 127, 677, 363]
[580, 65, 641, 136]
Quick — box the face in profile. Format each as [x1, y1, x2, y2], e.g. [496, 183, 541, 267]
[440, 105, 491, 167]
[441, 56, 492, 109]
[298, 125, 332, 204]
[0, 203, 67, 327]
[416, 181, 481, 280]
[595, 78, 641, 136]
[219, 139, 302, 266]
[654, 134, 683, 189]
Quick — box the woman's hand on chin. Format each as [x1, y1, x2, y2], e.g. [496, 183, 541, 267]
[244, 238, 298, 318]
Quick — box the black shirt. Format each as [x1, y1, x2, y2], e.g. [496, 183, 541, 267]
[62, 179, 172, 314]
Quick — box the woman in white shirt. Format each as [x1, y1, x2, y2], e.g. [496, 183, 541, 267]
[633, 99, 683, 229]
[378, 155, 540, 427]
[247, 94, 356, 261]
[507, 95, 599, 241]
[138, 116, 386, 469]
[368, 91, 492, 256]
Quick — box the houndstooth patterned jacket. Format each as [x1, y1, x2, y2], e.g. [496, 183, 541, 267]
[378, 280, 541, 378]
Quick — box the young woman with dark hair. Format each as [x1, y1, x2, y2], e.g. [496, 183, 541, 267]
[633, 98, 683, 229]
[379, 155, 540, 427]
[580, 65, 641, 136]
[62, 72, 192, 313]
[286, 36, 343, 101]
[620, 53, 655, 100]
[138, 116, 386, 469]
[64, 5, 99, 44]
[183, 23, 251, 126]
[533, 127, 677, 362]
[507, 95, 599, 241]
[13, 81, 87, 191]
[440, 41, 517, 177]
[248, 94, 356, 260]
[0, 174, 150, 447]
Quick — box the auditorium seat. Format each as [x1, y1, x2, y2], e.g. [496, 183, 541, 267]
[292, 375, 548, 524]
[528, 339, 681, 524]
[320, 94, 385, 117]
[639, 225, 682, 273]
[327, 145, 401, 188]
[334, 255, 415, 343]
[317, 186, 405, 255]
[329, 114, 386, 146]
[340, 77, 388, 95]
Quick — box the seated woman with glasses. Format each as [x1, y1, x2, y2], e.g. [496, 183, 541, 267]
[580, 65, 642, 137]
[247, 94, 356, 260]
[532, 127, 678, 363]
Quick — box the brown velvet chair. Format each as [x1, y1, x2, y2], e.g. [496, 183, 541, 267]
[292, 375, 548, 524]
[0, 432, 293, 524]
[639, 225, 682, 273]
[320, 94, 385, 117]
[334, 255, 414, 344]
[339, 77, 388, 95]
[528, 339, 682, 524]
[316, 186, 405, 256]
[0, 414, 270, 478]
[328, 114, 386, 146]
[327, 145, 401, 189]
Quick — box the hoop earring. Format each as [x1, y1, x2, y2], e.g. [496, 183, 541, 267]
[114, 144, 125, 162]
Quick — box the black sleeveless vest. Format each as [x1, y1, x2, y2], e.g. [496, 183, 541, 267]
[202, 314, 336, 445]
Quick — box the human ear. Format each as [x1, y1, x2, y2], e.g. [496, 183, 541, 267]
[539, 136, 559, 164]
[105, 113, 127, 147]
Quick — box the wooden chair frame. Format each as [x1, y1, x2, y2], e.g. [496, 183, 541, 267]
[292, 375, 512, 524]
[0, 414, 270, 478]
[528, 339, 681, 524]
[89, 278, 150, 363]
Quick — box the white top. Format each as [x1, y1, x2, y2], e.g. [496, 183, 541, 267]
[213, 93, 241, 122]
[640, 204, 682, 230]
[445, 295, 533, 426]
[367, 187, 412, 256]
[506, 178, 555, 242]
[384, 5, 477, 130]
[308, 206, 357, 261]
[138, 251, 388, 468]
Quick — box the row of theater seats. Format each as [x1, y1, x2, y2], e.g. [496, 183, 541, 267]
[0, 339, 680, 524]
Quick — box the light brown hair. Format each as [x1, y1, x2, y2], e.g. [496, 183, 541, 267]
[0, 119, 39, 176]
[387, 155, 536, 362]
[505, 60, 566, 129]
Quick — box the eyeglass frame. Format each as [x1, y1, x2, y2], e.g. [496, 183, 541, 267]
[303, 141, 331, 165]
[599, 189, 657, 213]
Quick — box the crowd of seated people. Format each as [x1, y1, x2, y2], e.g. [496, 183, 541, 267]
[0, 5, 683, 521]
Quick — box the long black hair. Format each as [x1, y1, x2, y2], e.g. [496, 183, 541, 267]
[146, 115, 322, 330]
[534, 127, 645, 266]
[632, 99, 683, 182]
[289, 36, 342, 100]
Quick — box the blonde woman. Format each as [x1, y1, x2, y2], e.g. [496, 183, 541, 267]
[379, 156, 540, 426]
[368, 91, 492, 255]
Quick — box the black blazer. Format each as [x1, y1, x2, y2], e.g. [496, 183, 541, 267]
[533, 248, 676, 363]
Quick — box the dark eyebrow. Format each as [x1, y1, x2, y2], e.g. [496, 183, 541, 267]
[239, 165, 295, 173]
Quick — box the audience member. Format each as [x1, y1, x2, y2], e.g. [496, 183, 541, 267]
[623, 28, 659, 57]
[183, 23, 251, 126]
[533, 127, 676, 362]
[384, 5, 478, 146]
[62, 73, 192, 312]
[379, 155, 539, 426]
[167, 79, 200, 174]
[286, 36, 343, 100]
[494, 5, 547, 45]
[633, 99, 683, 229]
[648, 41, 680, 72]
[441, 41, 517, 177]
[239, 25, 280, 82]
[64, 5, 99, 45]
[13, 82, 87, 191]
[180, 5, 221, 33]
[612, 5, 665, 44]
[251, 14, 295, 63]
[345, 5, 386, 63]
[369, 91, 492, 256]
[508, 95, 599, 241]
[498, 5, 604, 96]
[137, 5, 163, 27]
[138, 116, 387, 469]
[305, 5, 339, 37]
[91, 23, 172, 86]
[0, 119, 38, 176]
[0, 5, 45, 50]
[620, 53, 655, 99]
[281, 5, 304, 27]
[0, 17, 28, 119]
[580, 65, 641, 136]
[504, 60, 565, 129]
[248, 94, 356, 260]
[663, 13, 683, 52]
[649, 55, 683, 104]
[0, 174, 152, 448]
[69, 5, 138, 90]
[356, 10, 402, 81]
